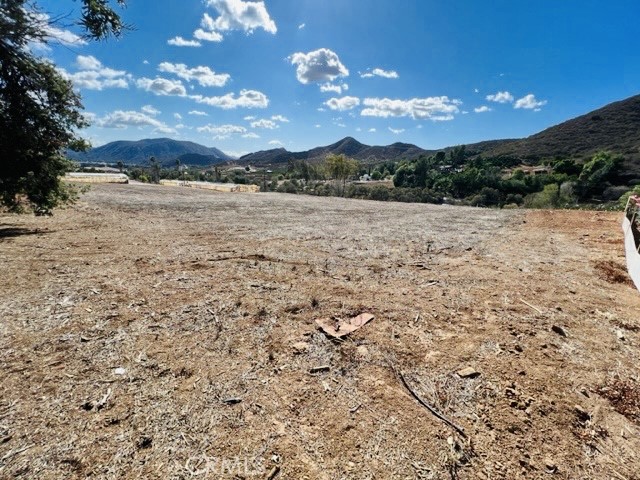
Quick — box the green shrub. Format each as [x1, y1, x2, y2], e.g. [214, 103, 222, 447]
[368, 185, 390, 201]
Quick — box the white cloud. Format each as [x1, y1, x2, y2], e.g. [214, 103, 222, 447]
[76, 55, 101, 70]
[325, 96, 360, 111]
[289, 48, 349, 84]
[59, 56, 130, 91]
[368, 128, 376, 132]
[251, 119, 278, 129]
[268, 140, 284, 146]
[197, 123, 247, 139]
[174, 113, 183, 120]
[137, 77, 187, 96]
[97, 110, 175, 134]
[388, 127, 405, 134]
[315, 124, 321, 128]
[142, 105, 161, 115]
[168, 36, 202, 47]
[474, 88, 479, 93]
[474, 105, 492, 113]
[244, 115, 256, 121]
[360, 68, 399, 79]
[188, 110, 209, 116]
[242, 132, 260, 138]
[361, 96, 461, 121]
[30, 12, 87, 49]
[336, 123, 346, 128]
[298, 23, 306, 29]
[320, 82, 349, 94]
[194, 28, 224, 42]
[271, 115, 289, 123]
[486, 91, 514, 103]
[191, 89, 269, 109]
[194, 0, 277, 43]
[158, 62, 230, 87]
[514, 93, 547, 110]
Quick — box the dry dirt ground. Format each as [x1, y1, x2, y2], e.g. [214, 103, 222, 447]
[1, 183, 640, 480]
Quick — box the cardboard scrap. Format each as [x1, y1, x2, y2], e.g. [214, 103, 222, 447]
[315, 313, 375, 338]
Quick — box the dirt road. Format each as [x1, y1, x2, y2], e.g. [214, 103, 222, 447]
[1, 184, 639, 479]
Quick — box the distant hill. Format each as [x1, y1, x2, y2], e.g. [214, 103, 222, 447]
[485, 94, 640, 163]
[237, 136, 520, 167]
[68, 138, 232, 165]
[238, 136, 435, 166]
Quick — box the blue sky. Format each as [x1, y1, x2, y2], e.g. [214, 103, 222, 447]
[37, 0, 640, 157]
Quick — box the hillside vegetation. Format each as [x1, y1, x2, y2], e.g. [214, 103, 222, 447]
[485, 94, 640, 182]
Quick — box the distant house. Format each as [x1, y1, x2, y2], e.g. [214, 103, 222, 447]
[504, 165, 553, 177]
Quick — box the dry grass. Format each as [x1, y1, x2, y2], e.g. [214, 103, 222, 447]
[1, 184, 640, 479]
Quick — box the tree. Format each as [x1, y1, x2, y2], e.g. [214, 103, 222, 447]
[0, 0, 127, 213]
[149, 156, 160, 183]
[324, 154, 358, 196]
[577, 151, 622, 199]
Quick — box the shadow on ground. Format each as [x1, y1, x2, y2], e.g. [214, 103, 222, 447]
[0, 226, 48, 240]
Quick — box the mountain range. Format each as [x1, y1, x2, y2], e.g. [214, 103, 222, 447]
[68, 138, 232, 166]
[70, 94, 640, 179]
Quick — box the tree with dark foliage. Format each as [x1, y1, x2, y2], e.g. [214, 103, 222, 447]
[0, 0, 126, 214]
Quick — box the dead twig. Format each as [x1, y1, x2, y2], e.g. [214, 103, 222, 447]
[266, 465, 280, 479]
[519, 298, 543, 314]
[396, 369, 467, 438]
[1, 443, 35, 463]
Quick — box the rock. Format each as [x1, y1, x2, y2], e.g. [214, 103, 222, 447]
[551, 325, 568, 337]
[616, 330, 626, 341]
[356, 345, 369, 356]
[457, 367, 480, 379]
[292, 341, 309, 354]
[544, 457, 558, 473]
[113, 367, 127, 375]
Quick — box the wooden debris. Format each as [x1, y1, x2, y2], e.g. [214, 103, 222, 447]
[552, 325, 568, 337]
[309, 365, 330, 374]
[315, 313, 374, 338]
[520, 298, 543, 314]
[222, 397, 242, 405]
[96, 388, 112, 411]
[266, 465, 280, 479]
[456, 367, 480, 379]
[396, 370, 467, 438]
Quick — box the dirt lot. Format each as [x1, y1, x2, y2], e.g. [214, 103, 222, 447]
[1, 183, 640, 479]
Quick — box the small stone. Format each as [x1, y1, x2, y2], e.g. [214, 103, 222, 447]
[544, 457, 558, 473]
[457, 367, 480, 378]
[551, 325, 567, 337]
[616, 330, 626, 341]
[292, 341, 309, 354]
[113, 367, 126, 375]
[356, 345, 369, 356]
